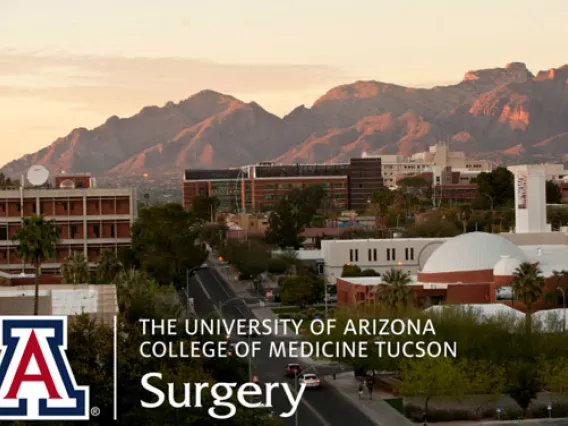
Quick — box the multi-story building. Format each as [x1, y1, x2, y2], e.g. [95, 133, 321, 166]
[365, 143, 493, 188]
[182, 158, 384, 213]
[0, 173, 136, 275]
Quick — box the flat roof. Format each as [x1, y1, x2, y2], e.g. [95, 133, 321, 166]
[520, 245, 568, 276]
[322, 237, 449, 244]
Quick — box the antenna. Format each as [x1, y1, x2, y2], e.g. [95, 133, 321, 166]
[26, 165, 50, 187]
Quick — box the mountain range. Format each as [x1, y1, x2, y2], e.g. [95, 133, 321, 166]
[3, 62, 568, 177]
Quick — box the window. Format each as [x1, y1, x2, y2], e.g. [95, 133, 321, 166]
[392, 248, 396, 260]
[93, 224, 100, 238]
[354, 249, 358, 262]
[264, 194, 273, 200]
[386, 248, 391, 261]
[332, 183, 344, 189]
[334, 193, 344, 199]
[368, 249, 372, 261]
[373, 249, 377, 262]
[410, 248, 414, 260]
[349, 249, 354, 262]
[264, 184, 275, 190]
[110, 224, 115, 238]
[278, 183, 291, 190]
[70, 225, 77, 239]
[405, 248, 409, 261]
[0, 225, 7, 241]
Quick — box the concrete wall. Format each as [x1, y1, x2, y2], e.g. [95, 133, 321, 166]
[322, 238, 447, 284]
[0, 294, 51, 315]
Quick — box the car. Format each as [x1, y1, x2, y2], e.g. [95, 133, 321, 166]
[285, 363, 303, 377]
[298, 373, 321, 389]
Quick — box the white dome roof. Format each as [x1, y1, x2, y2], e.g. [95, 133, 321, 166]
[422, 232, 528, 274]
[493, 255, 523, 276]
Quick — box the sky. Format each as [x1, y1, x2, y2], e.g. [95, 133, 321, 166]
[1, 0, 568, 163]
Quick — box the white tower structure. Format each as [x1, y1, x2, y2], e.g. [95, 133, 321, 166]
[508, 164, 548, 233]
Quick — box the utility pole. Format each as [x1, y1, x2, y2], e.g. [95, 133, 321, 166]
[558, 287, 566, 333]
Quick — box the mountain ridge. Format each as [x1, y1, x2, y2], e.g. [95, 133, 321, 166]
[3, 62, 568, 177]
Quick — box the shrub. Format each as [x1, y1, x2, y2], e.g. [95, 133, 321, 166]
[267, 257, 288, 274]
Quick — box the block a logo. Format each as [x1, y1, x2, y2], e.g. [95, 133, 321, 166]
[0, 316, 89, 420]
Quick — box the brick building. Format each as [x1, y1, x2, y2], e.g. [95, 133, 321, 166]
[182, 158, 384, 213]
[336, 231, 568, 312]
[0, 173, 136, 275]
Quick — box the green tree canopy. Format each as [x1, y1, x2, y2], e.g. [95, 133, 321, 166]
[191, 195, 220, 222]
[404, 213, 461, 238]
[474, 167, 514, 208]
[376, 268, 412, 311]
[511, 262, 545, 333]
[279, 275, 322, 306]
[96, 249, 123, 284]
[60, 251, 89, 284]
[13, 214, 59, 315]
[131, 203, 206, 287]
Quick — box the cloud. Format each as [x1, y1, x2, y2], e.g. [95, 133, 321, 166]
[0, 51, 350, 114]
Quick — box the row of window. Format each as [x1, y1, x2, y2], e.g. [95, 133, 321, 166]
[348, 247, 415, 263]
[263, 182, 344, 190]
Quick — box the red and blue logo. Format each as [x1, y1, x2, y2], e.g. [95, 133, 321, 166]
[0, 316, 89, 420]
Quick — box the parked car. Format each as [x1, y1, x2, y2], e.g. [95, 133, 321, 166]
[298, 373, 321, 389]
[285, 363, 303, 377]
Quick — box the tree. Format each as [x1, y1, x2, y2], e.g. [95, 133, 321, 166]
[474, 167, 514, 208]
[376, 268, 412, 310]
[131, 203, 206, 287]
[265, 197, 305, 249]
[546, 180, 562, 204]
[60, 251, 89, 284]
[96, 249, 123, 283]
[13, 214, 59, 315]
[0, 172, 15, 188]
[404, 214, 461, 238]
[540, 357, 568, 396]
[506, 361, 541, 418]
[280, 275, 320, 306]
[341, 264, 379, 277]
[511, 262, 545, 333]
[192, 195, 220, 222]
[459, 359, 506, 417]
[400, 357, 466, 421]
[198, 223, 229, 249]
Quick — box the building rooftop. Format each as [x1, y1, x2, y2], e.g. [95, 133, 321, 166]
[520, 245, 568, 277]
[0, 284, 118, 319]
[421, 232, 528, 274]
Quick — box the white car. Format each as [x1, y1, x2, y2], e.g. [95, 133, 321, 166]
[299, 373, 321, 389]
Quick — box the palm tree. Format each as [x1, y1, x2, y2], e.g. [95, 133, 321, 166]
[511, 262, 545, 334]
[60, 251, 89, 284]
[376, 268, 413, 311]
[96, 249, 122, 283]
[13, 214, 59, 315]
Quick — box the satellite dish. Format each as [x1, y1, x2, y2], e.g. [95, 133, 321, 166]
[27, 165, 50, 186]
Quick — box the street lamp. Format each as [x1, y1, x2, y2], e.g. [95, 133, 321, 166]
[557, 286, 566, 333]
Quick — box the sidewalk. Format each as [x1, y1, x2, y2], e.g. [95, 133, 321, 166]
[324, 372, 414, 426]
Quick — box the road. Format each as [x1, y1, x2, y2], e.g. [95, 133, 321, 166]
[187, 266, 377, 426]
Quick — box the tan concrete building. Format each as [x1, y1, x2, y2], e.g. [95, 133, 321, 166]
[0, 173, 136, 275]
[364, 143, 494, 188]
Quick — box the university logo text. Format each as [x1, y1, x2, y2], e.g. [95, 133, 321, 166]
[0, 316, 89, 420]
